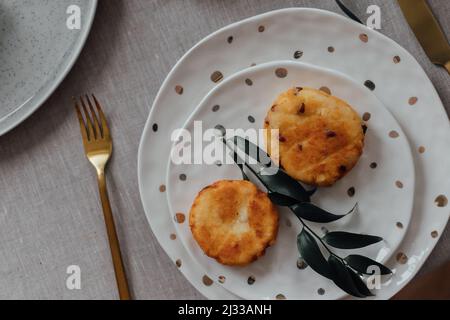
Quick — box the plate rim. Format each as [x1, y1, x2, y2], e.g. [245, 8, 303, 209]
[137, 7, 450, 300]
[0, 0, 98, 136]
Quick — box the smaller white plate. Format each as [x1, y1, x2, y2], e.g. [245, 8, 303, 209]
[166, 61, 415, 300]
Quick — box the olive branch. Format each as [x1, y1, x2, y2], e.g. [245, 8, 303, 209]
[223, 136, 392, 298]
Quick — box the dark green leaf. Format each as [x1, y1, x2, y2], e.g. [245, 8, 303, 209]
[290, 202, 356, 223]
[306, 188, 317, 197]
[235, 162, 249, 181]
[347, 268, 374, 296]
[268, 192, 298, 206]
[328, 255, 366, 298]
[258, 169, 311, 203]
[233, 136, 273, 168]
[225, 139, 252, 182]
[297, 229, 333, 279]
[345, 255, 392, 275]
[230, 136, 311, 203]
[323, 231, 383, 249]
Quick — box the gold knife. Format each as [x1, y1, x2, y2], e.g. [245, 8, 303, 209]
[398, 0, 450, 74]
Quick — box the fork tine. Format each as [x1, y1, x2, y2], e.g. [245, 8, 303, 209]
[92, 94, 110, 138]
[80, 96, 96, 140]
[74, 98, 89, 142]
[86, 94, 102, 139]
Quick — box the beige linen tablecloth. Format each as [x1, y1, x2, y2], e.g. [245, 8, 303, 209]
[0, 0, 448, 299]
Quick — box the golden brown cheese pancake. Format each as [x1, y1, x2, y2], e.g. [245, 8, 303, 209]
[189, 180, 279, 266]
[264, 87, 364, 186]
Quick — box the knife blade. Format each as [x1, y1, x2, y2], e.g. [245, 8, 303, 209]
[398, 0, 450, 74]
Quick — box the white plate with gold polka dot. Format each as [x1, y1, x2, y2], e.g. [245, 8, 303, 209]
[138, 8, 450, 299]
[165, 60, 415, 300]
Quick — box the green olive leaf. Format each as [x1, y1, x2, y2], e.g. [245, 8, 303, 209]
[345, 255, 392, 275]
[290, 202, 356, 223]
[306, 188, 317, 197]
[223, 136, 384, 298]
[347, 268, 374, 297]
[236, 162, 250, 181]
[268, 192, 298, 206]
[297, 229, 333, 280]
[323, 231, 383, 249]
[230, 136, 311, 203]
[328, 255, 367, 298]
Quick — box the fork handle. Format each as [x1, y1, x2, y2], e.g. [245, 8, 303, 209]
[97, 172, 131, 300]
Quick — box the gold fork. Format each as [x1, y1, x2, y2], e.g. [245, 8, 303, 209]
[74, 95, 131, 300]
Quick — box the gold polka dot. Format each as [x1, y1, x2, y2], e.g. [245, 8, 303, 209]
[245, 78, 253, 86]
[431, 230, 439, 238]
[218, 276, 226, 284]
[359, 33, 368, 43]
[258, 25, 265, 32]
[370, 162, 377, 169]
[175, 85, 183, 95]
[247, 276, 255, 285]
[175, 259, 182, 268]
[294, 50, 303, 59]
[418, 146, 426, 154]
[347, 187, 355, 197]
[319, 86, 331, 95]
[276, 294, 286, 300]
[396, 222, 404, 229]
[362, 112, 371, 121]
[318, 288, 325, 295]
[435, 195, 448, 207]
[328, 46, 335, 53]
[409, 97, 418, 105]
[159, 185, 166, 192]
[175, 213, 186, 224]
[250, 63, 257, 67]
[297, 258, 308, 269]
[210, 71, 223, 83]
[170, 233, 176, 240]
[275, 68, 288, 78]
[203, 275, 213, 286]
[364, 80, 376, 91]
[393, 56, 401, 64]
[396, 181, 404, 189]
[389, 130, 399, 138]
[396, 252, 408, 264]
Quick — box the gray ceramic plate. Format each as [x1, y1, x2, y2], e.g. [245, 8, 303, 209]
[0, 0, 97, 135]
